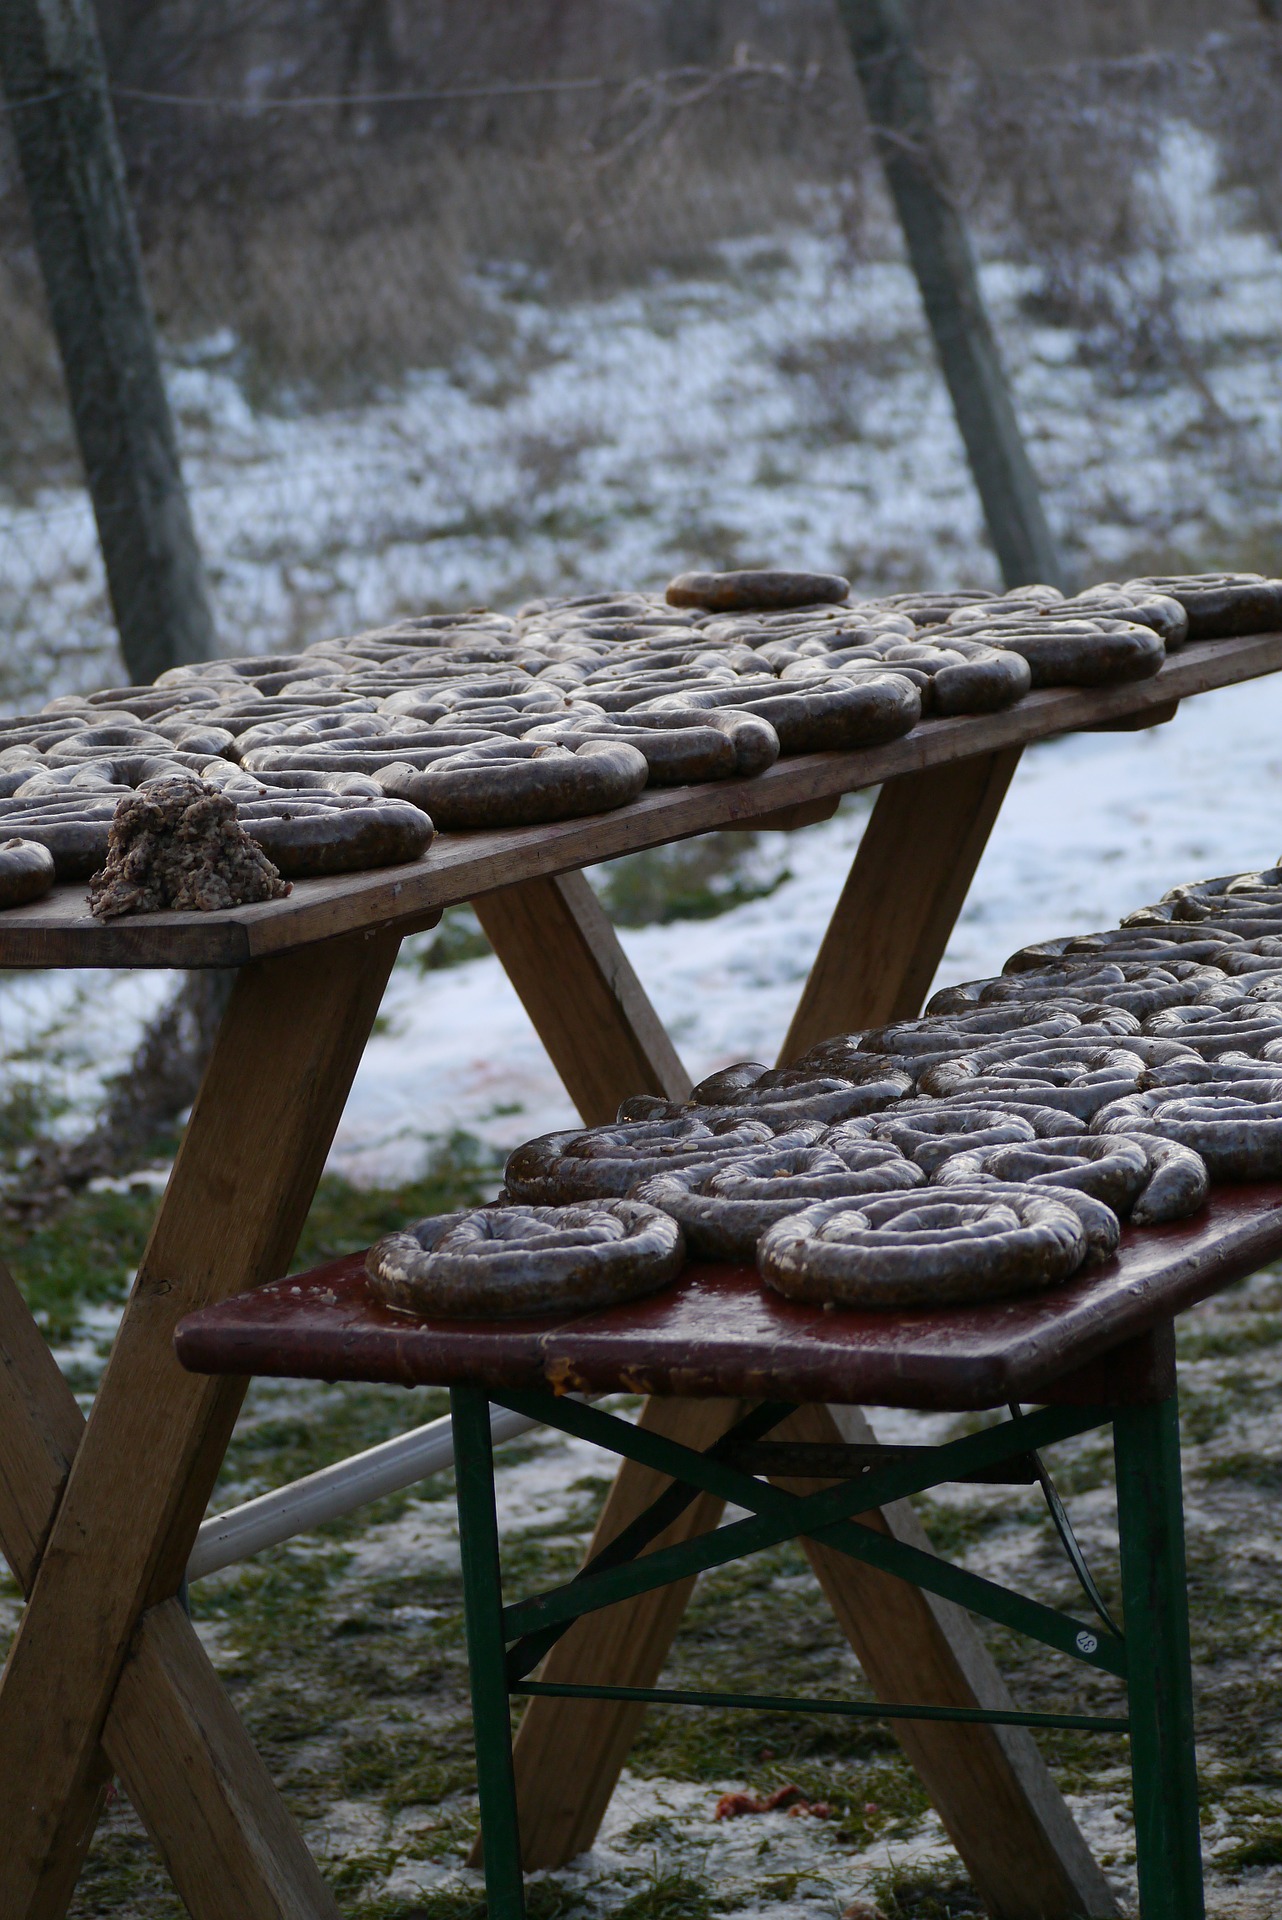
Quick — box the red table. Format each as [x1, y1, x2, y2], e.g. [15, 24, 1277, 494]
[175, 1186, 1282, 1920]
[175, 1184, 1282, 1409]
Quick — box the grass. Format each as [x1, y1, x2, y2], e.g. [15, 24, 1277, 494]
[591, 835, 791, 930]
[615, 1868, 713, 1920]
[1198, 1450, 1282, 1493]
[7, 1101, 1282, 1912]
[0, 1182, 159, 1346]
[864, 1861, 985, 1918]
[413, 909, 493, 972]
[1216, 1828, 1282, 1870]
[0, 1130, 501, 1348]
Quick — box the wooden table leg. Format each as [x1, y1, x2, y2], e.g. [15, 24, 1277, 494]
[775, 750, 1114, 1913]
[497, 1395, 747, 1870]
[0, 1249, 349, 1920]
[0, 1262, 116, 1918]
[473, 869, 692, 1122]
[0, 926, 400, 1917]
[780, 749, 1022, 1057]
[780, 1403, 1118, 1919]
[477, 780, 1116, 1915]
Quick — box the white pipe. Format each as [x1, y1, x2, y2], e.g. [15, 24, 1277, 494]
[187, 1401, 545, 1583]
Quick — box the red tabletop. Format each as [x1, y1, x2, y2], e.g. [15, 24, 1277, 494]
[173, 1183, 1282, 1411]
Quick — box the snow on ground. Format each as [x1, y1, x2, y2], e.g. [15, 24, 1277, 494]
[2, 124, 1281, 1167]
[7, 665, 1282, 1185]
[3, 126, 1282, 697]
[7, 121, 1282, 1915]
[334, 668, 1282, 1177]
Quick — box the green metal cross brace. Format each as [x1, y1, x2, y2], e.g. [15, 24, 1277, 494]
[506, 1400, 796, 1683]
[1114, 1395, 1205, 1920]
[498, 1392, 1126, 1678]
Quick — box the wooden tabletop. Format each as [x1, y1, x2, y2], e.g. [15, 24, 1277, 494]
[2, 629, 1278, 969]
[174, 1181, 1282, 1411]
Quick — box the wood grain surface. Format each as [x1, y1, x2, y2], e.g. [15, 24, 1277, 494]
[475, 871, 691, 1125]
[777, 1402, 1117, 1916]
[780, 747, 1021, 1058]
[0, 632, 1275, 969]
[497, 1396, 747, 1870]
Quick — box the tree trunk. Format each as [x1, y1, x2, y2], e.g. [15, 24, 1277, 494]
[837, 0, 1065, 590]
[1, 0, 217, 682]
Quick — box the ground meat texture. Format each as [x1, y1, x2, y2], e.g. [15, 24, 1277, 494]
[87, 781, 291, 918]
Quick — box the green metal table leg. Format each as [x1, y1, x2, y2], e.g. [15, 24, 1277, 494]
[452, 1386, 526, 1920]
[1114, 1395, 1204, 1920]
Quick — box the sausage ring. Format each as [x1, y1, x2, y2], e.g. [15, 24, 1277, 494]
[635, 1140, 923, 1260]
[504, 1115, 782, 1204]
[1143, 1002, 1282, 1058]
[0, 837, 56, 908]
[931, 1133, 1151, 1216]
[365, 1200, 685, 1319]
[665, 569, 850, 612]
[232, 793, 433, 876]
[410, 739, 648, 829]
[691, 1064, 913, 1126]
[757, 1185, 1090, 1308]
[946, 616, 1165, 687]
[1093, 1088, 1282, 1181]
[1126, 572, 1282, 641]
[838, 1103, 1040, 1173]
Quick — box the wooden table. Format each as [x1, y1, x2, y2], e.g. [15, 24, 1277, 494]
[179, 1187, 1282, 1920]
[0, 630, 1278, 1920]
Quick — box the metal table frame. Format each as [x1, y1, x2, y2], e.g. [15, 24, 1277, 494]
[448, 1372, 1198, 1920]
[1, 633, 1277, 1918]
[176, 1178, 1282, 1920]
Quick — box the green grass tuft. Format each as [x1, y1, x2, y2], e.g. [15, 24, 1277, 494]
[865, 1858, 984, 1918]
[0, 1130, 501, 1346]
[590, 835, 790, 929]
[0, 1183, 157, 1344]
[1215, 1827, 1282, 1870]
[411, 909, 493, 972]
[1198, 1450, 1282, 1492]
[615, 1866, 713, 1920]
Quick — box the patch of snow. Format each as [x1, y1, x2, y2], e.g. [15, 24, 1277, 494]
[5, 130, 1282, 695]
[329, 672, 1282, 1180]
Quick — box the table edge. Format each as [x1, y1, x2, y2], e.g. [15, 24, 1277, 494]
[4, 630, 1279, 969]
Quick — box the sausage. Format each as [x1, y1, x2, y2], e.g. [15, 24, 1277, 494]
[411, 738, 648, 829]
[0, 838, 55, 909]
[366, 1199, 685, 1318]
[665, 569, 850, 612]
[634, 1139, 922, 1261]
[757, 1184, 1090, 1308]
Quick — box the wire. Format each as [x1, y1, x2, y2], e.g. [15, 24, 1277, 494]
[1009, 1403, 1123, 1640]
[1, 66, 794, 119]
[106, 63, 805, 114]
[0, 86, 81, 113]
[109, 75, 624, 111]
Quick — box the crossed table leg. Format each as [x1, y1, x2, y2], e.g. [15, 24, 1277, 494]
[0, 925, 403, 1917]
[476, 752, 1116, 1918]
[0, 748, 1112, 1915]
